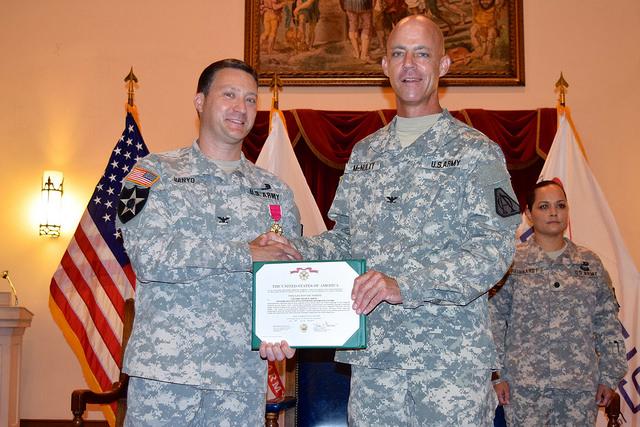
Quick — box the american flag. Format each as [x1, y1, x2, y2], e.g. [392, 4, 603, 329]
[50, 109, 147, 395]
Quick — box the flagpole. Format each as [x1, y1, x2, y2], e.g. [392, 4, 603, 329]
[50, 68, 150, 426]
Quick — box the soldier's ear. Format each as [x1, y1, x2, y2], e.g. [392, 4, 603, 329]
[524, 207, 533, 225]
[194, 93, 205, 113]
[381, 56, 389, 78]
[439, 55, 451, 78]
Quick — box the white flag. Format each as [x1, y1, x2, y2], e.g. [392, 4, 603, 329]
[257, 109, 327, 237]
[538, 110, 640, 425]
[257, 109, 327, 410]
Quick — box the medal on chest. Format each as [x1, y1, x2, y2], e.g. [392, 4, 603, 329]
[269, 204, 283, 236]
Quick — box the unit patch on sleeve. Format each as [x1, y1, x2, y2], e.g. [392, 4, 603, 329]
[494, 187, 520, 218]
[126, 166, 159, 188]
[118, 186, 150, 223]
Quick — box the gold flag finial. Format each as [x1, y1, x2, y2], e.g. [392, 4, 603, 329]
[124, 67, 139, 107]
[555, 72, 569, 107]
[269, 73, 283, 110]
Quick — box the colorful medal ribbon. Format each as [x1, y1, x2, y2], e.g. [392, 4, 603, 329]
[269, 204, 283, 235]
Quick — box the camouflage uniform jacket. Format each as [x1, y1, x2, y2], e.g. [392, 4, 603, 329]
[117, 141, 300, 391]
[294, 110, 520, 371]
[489, 238, 627, 391]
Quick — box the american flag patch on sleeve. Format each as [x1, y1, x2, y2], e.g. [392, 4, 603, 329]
[126, 166, 159, 187]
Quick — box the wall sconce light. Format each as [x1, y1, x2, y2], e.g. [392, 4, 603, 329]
[39, 170, 64, 237]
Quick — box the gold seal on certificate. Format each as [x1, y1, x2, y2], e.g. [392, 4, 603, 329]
[252, 260, 367, 349]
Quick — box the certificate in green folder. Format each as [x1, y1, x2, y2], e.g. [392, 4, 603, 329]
[252, 259, 367, 349]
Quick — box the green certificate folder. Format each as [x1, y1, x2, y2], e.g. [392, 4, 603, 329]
[252, 259, 367, 349]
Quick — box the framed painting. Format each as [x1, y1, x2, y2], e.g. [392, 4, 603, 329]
[244, 0, 524, 86]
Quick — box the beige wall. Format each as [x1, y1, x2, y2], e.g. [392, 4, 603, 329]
[1, 0, 638, 421]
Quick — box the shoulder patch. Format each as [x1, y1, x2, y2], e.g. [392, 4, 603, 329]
[118, 186, 150, 223]
[126, 166, 159, 188]
[494, 187, 520, 218]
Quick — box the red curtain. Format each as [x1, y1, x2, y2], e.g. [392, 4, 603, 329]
[244, 108, 557, 228]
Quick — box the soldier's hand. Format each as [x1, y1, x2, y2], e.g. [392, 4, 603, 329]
[260, 231, 290, 245]
[351, 270, 402, 315]
[493, 381, 510, 405]
[259, 340, 296, 361]
[249, 233, 301, 261]
[595, 384, 614, 407]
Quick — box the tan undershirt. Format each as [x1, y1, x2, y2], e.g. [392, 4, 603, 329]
[545, 242, 568, 260]
[395, 113, 442, 148]
[213, 159, 241, 174]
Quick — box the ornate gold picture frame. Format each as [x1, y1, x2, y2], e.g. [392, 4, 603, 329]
[244, 0, 524, 86]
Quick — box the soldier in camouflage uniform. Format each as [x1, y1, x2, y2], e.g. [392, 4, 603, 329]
[117, 59, 300, 426]
[280, 15, 521, 426]
[490, 181, 627, 426]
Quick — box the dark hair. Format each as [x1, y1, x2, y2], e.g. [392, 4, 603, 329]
[196, 59, 258, 95]
[526, 180, 567, 210]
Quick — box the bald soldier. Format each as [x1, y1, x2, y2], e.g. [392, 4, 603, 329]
[264, 15, 521, 425]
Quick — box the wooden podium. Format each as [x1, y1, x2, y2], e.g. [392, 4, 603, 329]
[0, 291, 33, 427]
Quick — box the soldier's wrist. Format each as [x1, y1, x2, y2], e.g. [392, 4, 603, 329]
[491, 370, 505, 385]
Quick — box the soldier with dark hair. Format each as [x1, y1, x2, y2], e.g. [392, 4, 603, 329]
[117, 58, 300, 426]
[490, 180, 627, 426]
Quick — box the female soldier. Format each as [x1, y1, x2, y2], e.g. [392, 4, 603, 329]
[490, 180, 627, 426]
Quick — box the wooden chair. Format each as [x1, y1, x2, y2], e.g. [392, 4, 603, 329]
[70, 298, 296, 426]
[265, 396, 297, 427]
[71, 298, 134, 427]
